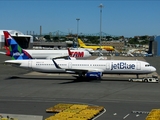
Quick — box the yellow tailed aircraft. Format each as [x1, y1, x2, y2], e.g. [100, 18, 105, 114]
[78, 39, 114, 51]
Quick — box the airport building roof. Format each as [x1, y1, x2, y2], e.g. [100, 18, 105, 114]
[0, 30, 32, 37]
[0, 30, 24, 35]
[0, 30, 33, 44]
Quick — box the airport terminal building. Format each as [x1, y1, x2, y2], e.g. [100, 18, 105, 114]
[154, 36, 160, 56]
[0, 30, 33, 49]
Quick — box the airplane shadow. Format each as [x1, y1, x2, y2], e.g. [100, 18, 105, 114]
[5, 76, 73, 81]
[59, 79, 101, 84]
[4, 75, 102, 84]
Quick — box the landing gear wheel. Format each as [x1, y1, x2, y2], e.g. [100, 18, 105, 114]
[144, 79, 148, 82]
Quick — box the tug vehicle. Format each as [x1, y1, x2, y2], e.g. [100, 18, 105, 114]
[129, 75, 159, 83]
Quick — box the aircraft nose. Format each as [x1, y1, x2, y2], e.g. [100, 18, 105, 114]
[151, 66, 156, 72]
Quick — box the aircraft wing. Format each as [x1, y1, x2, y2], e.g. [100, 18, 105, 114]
[46, 55, 66, 59]
[48, 56, 76, 60]
[50, 56, 71, 60]
[65, 68, 104, 73]
[52, 59, 104, 73]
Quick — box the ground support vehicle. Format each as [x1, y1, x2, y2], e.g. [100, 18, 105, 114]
[129, 75, 159, 83]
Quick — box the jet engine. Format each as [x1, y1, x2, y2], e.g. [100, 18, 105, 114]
[85, 72, 102, 79]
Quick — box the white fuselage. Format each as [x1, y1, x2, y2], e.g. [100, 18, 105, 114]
[25, 49, 91, 59]
[5, 59, 156, 75]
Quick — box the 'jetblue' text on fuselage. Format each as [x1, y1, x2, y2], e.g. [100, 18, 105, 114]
[13, 52, 24, 56]
[111, 62, 135, 70]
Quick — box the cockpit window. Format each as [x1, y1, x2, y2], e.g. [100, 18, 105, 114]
[145, 64, 151, 67]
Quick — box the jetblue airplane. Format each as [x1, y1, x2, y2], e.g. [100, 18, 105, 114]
[5, 58, 156, 79]
[52, 59, 156, 79]
[2, 31, 92, 60]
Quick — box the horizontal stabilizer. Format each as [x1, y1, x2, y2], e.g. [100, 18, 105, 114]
[4, 61, 21, 66]
[0, 52, 6, 55]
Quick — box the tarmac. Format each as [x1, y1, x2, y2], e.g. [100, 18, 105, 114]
[0, 54, 160, 120]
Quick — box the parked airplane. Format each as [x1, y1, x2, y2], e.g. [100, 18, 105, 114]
[5, 57, 156, 79]
[78, 38, 114, 51]
[126, 49, 153, 57]
[69, 40, 95, 54]
[2, 31, 92, 60]
[52, 59, 156, 79]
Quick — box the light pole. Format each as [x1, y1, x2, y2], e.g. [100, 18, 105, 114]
[99, 3, 103, 50]
[76, 18, 80, 49]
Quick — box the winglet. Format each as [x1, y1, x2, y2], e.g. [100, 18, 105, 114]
[52, 59, 61, 69]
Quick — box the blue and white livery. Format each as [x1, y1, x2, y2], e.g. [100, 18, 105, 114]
[51, 59, 156, 79]
[5, 58, 156, 79]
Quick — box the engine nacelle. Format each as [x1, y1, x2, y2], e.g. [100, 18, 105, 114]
[86, 72, 102, 79]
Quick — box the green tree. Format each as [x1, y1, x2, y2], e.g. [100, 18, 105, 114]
[44, 35, 50, 40]
[128, 37, 139, 44]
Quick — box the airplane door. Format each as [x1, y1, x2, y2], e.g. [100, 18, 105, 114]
[28, 61, 32, 68]
[68, 62, 72, 68]
[137, 62, 141, 70]
[106, 63, 110, 70]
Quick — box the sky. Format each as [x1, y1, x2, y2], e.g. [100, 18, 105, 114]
[0, 0, 160, 37]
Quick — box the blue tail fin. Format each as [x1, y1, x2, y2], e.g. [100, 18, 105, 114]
[73, 40, 77, 48]
[3, 31, 32, 60]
